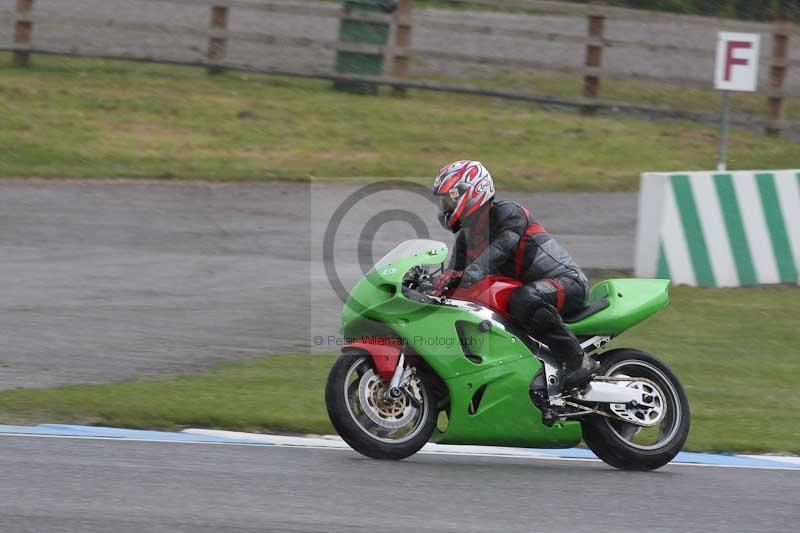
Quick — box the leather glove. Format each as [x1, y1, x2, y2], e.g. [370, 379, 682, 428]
[459, 270, 478, 288]
[432, 270, 462, 296]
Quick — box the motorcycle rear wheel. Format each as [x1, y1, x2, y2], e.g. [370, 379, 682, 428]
[325, 350, 438, 460]
[581, 348, 691, 471]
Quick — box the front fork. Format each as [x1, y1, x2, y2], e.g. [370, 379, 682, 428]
[343, 341, 421, 405]
[385, 350, 406, 401]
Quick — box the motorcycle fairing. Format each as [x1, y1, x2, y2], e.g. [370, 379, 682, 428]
[339, 239, 669, 449]
[345, 339, 402, 382]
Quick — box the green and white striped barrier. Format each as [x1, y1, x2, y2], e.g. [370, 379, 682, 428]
[635, 170, 800, 287]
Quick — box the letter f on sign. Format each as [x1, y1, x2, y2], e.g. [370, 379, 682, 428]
[725, 41, 751, 81]
[715, 32, 759, 92]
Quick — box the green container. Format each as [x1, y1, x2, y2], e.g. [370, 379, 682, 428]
[334, 0, 398, 94]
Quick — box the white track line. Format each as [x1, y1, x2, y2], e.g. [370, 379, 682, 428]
[1, 430, 798, 472]
[185, 430, 800, 471]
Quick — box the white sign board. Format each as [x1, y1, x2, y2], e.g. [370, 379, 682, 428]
[714, 32, 760, 92]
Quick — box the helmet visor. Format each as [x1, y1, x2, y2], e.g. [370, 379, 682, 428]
[439, 191, 459, 213]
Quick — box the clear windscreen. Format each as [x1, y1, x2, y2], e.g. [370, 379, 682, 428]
[373, 239, 447, 271]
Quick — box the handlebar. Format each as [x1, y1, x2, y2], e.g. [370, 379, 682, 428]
[401, 267, 447, 303]
[401, 284, 441, 304]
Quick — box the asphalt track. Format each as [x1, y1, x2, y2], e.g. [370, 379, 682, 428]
[0, 431, 798, 533]
[12, 180, 791, 533]
[0, 180, 636, 390]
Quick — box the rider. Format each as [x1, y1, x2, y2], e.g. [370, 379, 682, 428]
[431, 160, 599, 390]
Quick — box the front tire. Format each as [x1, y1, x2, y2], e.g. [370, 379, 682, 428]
[581, 349, 691, 471]
[325, 350, 438, 460]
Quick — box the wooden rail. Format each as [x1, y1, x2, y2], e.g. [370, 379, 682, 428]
[5, 44, 798, 133]
[207, 4, 229, 73]
[435, 0, 786, 31]
[392, 0, 414, 96]
[12, 0, 33, 66]
[582, 5, 605, 114]
[3, 0, 798, 135]
[767, 21, 792, 136]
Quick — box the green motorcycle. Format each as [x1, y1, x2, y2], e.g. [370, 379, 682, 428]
[325, 239, 690, 470]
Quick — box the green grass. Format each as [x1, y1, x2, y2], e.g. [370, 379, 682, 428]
[1, 54, 798, 191]
[0, 354, 336, 434]
[423, 69, 800, 122]
[0, 285, 797, 454]
[620, 284, 800, 454]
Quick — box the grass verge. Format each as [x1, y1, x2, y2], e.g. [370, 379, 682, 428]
[0, 284, 797, 454]
[421, 70, 800, 122]
[0, 354, 336, 435]
[1, 54, 798, 191]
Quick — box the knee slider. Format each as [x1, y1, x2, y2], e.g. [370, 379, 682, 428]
[508, 286, 548, 325]
[531, 305, 564, 335]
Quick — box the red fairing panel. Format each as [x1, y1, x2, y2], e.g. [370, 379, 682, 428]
[346, 339, 402, 382]
[450, 275, 522, 319]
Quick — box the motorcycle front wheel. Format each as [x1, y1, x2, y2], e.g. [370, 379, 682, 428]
[581, 348, 691, 471]
[325, 350, 438, 460]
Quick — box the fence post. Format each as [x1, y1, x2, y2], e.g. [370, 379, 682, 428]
[207, 4, 229, 74]
[582, 4, 605, 114]
[13, 0, 34, 67]
[766, 21, 791, 136]
[392, 0, 414, 96]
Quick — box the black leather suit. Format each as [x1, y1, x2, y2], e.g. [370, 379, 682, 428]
[448, 200, 589, 362]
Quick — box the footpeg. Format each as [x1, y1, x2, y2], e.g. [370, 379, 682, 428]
[563, 356, 600, 390]
[541, 408, 556, 428]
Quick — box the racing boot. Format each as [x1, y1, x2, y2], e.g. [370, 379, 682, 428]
[531, 306, 598, 391]
[562, 352, 600, 391]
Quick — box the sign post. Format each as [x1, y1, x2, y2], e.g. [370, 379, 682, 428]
[718, 90, 730, 171]
[714, 32, 760, 170]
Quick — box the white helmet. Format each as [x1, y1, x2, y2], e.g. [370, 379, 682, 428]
[432, 160, 495, 232]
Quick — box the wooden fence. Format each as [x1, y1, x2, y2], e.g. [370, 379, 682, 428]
[2, 0, 797, 134]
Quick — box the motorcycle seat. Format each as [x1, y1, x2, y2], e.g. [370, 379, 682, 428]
[563, 298, 610, 324]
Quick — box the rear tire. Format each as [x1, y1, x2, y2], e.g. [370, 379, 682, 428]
[581, 349, 690, 471]
[325, 350, 438, 460]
